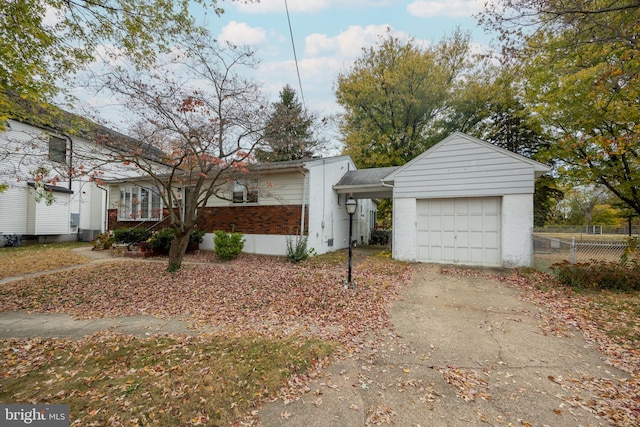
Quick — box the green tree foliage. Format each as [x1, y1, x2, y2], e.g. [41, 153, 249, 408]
[255, 85, 325, 162]
[555, 185, 614, 226]
[479, 1, 640, 216]
[478, 0, 639, 55]
[439, 64, 552, 159]
[526, 31, 640, 216]
[0, 0, 226, 128]
[533, 176, 563, 227]
[335, 29, 473, 168]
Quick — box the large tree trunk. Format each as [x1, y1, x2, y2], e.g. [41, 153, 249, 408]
[167, 230, 191, 271]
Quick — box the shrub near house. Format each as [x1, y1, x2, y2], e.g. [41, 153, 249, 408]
[148, 228, 206, 253]
[213, 231, 244, 260]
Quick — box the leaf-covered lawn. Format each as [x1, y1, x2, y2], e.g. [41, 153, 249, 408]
[4, 247, 639, 425]
[0, 243, 91, 279]
[1, 333, 333, 426]
[0, 255, 410, 342]
[0, 252, 410, 425]
[495, 270, 640, 426]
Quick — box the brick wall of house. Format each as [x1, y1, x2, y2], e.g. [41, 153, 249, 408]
[108, 205, 308, 235]
[197, 205, 307, 235]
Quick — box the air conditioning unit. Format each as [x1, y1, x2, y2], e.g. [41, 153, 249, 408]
[80, 229, 101, 242]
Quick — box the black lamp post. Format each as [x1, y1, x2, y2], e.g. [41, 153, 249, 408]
[345, 195, 357, 287]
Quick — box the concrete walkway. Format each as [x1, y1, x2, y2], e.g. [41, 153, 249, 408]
[0, 249, 630, 425]
[0, 311, 215, 338]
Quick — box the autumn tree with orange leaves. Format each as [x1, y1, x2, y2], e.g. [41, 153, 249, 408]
[101, 35, 269, 270]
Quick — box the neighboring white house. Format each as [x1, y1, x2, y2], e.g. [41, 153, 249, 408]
[106, 156, 379, 256]
[0, 115, 164, 243]
[334, 132, 550, 268]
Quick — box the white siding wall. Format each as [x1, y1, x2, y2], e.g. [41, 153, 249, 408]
[306, 157, 355, 255]
[392, 198, 417, 262]
[2, 119, 150, 238]
[76, 181, 107, 234]
[203, 171, 305, 207]
[392, 135, 536, 199]
[502, 194, 534, 268]
[0, 121, 50, 184]
[27, 188, 71, 235]
[89, 183, 107, 232]
[0, 187, 29, 234]
[354, 199, 375, 245]
[26, 191, 37, 235]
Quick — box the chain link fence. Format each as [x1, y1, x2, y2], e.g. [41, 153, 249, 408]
[533, 233, 632, 272]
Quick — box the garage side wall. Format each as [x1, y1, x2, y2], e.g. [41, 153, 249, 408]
[392, 197, 417, 262]
[502, 194, 534, 268]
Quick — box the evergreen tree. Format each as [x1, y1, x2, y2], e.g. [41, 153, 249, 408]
[255, 85, 324, 162]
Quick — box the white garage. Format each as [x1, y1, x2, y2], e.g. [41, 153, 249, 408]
[333, 132, 549, 268]
[387, 132, 549, 268]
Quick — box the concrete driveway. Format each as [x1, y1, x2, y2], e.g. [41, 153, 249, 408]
[257, 264, 628, 426]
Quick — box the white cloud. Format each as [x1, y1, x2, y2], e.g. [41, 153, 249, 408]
[251, 24, 425, 116]
[257, 55, 342, 107]
[305, 24, 409, 59]
[236, 0, 402, 14]
[236, 0, 330, 13]
[407, 0, 484, 18]
[218, 21, 267, 46]
[255, 24, 417, 116]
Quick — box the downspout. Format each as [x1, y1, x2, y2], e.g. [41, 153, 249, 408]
[381, 179, 394, 253]
[322, 160, 326, 238]
[97, 184, 109, 233]
[300, 169, 307, 236]
[61, 133, 73, 191]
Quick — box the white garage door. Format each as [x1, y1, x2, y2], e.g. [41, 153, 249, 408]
[417, 198, 501, 267]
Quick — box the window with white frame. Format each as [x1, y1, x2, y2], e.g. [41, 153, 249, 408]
[118, 186, 163, 220]
[232, 179, 258, 204]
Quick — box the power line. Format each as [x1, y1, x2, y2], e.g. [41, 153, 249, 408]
[284, 0, 305, 105]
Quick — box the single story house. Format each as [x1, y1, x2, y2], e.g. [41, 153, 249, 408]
[106, 156, 379, 256]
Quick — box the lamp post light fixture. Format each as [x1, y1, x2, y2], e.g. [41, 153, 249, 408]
[345, 195, 357, 288]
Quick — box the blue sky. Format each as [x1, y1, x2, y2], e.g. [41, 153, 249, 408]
[72, 0, 496, 135]
[205, 0, 495, 117]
